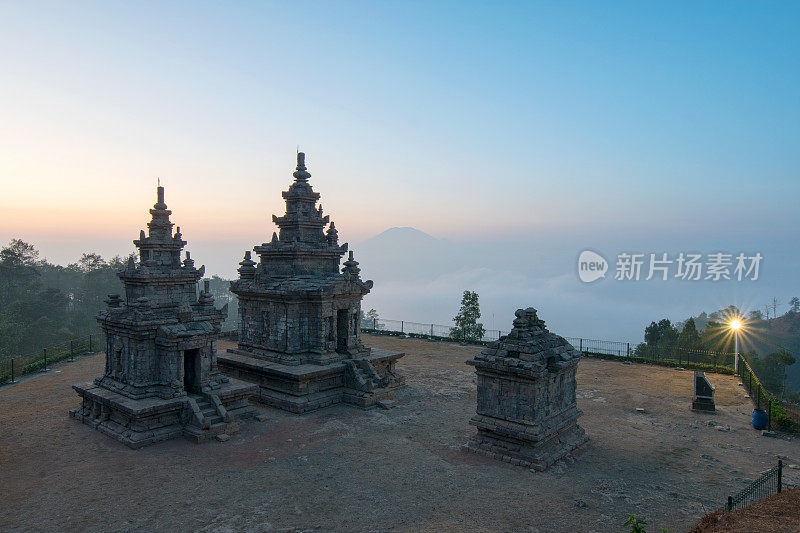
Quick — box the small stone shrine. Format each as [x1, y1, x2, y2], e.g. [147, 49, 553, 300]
[465, 307, 588, 470]
[218, 153, 404, 412]
[691, 371, 715, 412]
[71, 186, 256, 448]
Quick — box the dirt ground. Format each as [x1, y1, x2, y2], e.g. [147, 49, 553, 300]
[1, 334, 798, 533]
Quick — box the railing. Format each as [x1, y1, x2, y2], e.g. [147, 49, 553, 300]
[364, 318, 506, 343]
[738, 354, 800, 432]
[0, 334, 99, 386]
[726, 461, 783, 512]
[362, 318, 736, 373]
[564, 337, 630, 357]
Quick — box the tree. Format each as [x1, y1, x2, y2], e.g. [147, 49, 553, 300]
[76, 253, 107, 273]
[205, 275, 238, 331]
[450, 290, 485, 342]
[359, 308, 380, 329]
[774, 348, 796, 398]
[678, 318, 702, 353]
[0, 239, 41, 296]
[789, 297, 800, 313]
[365, 309, 379, 328]
[0, 240, 74, 360]
[748, 310, 765, 321]
[643, 319, 679, 358]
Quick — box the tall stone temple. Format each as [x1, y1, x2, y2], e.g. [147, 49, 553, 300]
[71, 186, 256, 448]
[218, 153, 404, 412]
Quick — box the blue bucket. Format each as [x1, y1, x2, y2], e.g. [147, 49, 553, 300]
[752, 408, 768, 430]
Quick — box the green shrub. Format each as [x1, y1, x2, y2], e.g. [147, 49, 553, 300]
[771, 404, 797, 432]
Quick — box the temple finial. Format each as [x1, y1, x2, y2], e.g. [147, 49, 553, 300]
[293, 152, 311, 182]
[155, 184, 166, 209]
[326, 221, 339, 245]
[238, 250, 257, 280]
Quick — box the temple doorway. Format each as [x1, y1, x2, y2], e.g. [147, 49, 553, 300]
[183, 349, 201, 393]
[337, 309, 349, 353]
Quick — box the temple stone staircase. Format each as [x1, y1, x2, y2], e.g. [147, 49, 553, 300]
[183, 394, 235, 442]
[195, 395, 224, 426]
[342, 359, 399, 408]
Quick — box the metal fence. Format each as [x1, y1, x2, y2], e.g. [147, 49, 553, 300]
[363, 318, 735, 369]
[564, 337, 630, 357]
[0, 334, 99, 386]
[738, 354, 800, 431]
[726, 461, 783, 512]
[365, 318, 506, 343]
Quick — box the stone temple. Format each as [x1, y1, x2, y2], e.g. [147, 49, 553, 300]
[465, 307, 588, 470]
[218, 153, 404, 412]
[71, 186, 256, 448]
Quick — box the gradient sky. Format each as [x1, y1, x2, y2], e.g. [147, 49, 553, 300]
[1, 2, 798, 284]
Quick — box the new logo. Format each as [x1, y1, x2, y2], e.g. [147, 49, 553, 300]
[578, 250, 608, 283]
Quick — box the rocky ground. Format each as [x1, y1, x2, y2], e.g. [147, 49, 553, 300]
[0, 334, 798, 532]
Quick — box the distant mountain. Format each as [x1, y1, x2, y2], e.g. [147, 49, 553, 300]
[359, 227, 440, 247]
[353, 227, 460, 282]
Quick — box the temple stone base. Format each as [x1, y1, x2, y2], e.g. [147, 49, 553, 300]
[691, 397, 716, 412]
[218, 348, 404, 413]
[464, 411, 588, 470]
[70, 378, 256, 449]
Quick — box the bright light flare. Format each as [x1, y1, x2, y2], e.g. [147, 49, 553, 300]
[730, 319, 742, 331]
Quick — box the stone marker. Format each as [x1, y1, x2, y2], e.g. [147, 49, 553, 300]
[465, 307, 588, 470]
[218, 153, 404, 412]
[71, 186, 256, 448]
[692, 371, 716, 412]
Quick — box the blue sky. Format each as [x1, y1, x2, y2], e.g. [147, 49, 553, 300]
[1, 2, 798, 335]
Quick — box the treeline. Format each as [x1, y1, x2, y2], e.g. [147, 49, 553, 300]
[0, 239, 238, 363]
[636, 305, 799, 400]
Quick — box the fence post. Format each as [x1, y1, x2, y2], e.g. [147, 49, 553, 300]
[756, 384, 761, 409]
[726, 496, 732, 512]
[627, 343, 630, 357]
[767, 399, 772, 431]
[579, 339, 583, 352]
[89, 335, 93, 352]
[400, 321, 404, 334]
[70, 340, 74, 361]
[430, 324, 434, 337]
[778, 460, 783, 493]
[10, 358, 15, 383]
[43, 348, 48, 371]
